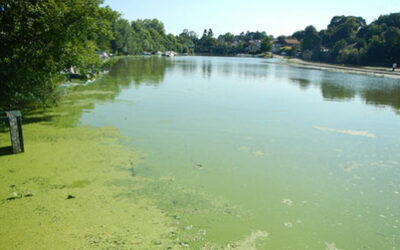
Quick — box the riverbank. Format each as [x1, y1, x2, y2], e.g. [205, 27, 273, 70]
[278, 56, 400, 79]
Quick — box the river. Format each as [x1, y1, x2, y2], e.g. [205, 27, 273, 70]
[2, 56, 400, 249]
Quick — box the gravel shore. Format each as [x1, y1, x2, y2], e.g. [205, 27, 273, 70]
[282, 57, 400, 79]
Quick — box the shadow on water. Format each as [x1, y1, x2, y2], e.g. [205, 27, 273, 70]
[0, 122, 7, 133]
[0, 122, 12, 156]
[0, 146, 12, 156]
[22, 115, 59, 125]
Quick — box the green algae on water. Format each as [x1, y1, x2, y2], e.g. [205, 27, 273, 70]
[0, 81, 263, 249]
[0, 124, 177, 249]
[3, 56, 400, 249]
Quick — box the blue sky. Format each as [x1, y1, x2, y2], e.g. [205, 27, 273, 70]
[103, 0, 400, 37]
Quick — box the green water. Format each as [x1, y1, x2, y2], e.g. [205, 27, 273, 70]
[59, 57, 400, 248]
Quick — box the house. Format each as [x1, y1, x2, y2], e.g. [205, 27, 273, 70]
[320, 46, 331, 59]
[272, 38, 300, 53]
[320, 46, 330, 53]
[282, 38, 300, 47]
[302, 50, 313, 60]
[272, 40, 280, 53]
[232, 41, 239, 47]
[346, 43, 357, 49]
[246, 40, 261, 53]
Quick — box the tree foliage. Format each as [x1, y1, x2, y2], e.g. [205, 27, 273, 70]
[0, 0, 118, 109]
[260, 37, 273, 52]
[301, 26, 321, 52]
[291, 12, 400, 65]
[111, 18, 194, 55]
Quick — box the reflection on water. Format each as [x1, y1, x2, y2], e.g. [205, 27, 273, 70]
[172, 57, 272, 80]
[362, 87, 400, 111]
[109, 56, 173, 86]
[290, 78, 311, 90]
[38, 57, 174, 127]
[114, 56, 400, 115]
[320, 82, 356, 101]
[159, 56, 400, 112]
[285, 68, 400, 111]
[77, 56, 400, 249]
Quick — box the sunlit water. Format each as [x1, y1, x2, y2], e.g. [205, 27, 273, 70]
[79, 56, 400, 249]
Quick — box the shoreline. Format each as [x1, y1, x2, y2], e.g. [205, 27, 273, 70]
[279, 56, 400, 79]
[168, 54, 400, 79]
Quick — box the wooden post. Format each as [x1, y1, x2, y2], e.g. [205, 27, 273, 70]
[5, 111, 24, 154]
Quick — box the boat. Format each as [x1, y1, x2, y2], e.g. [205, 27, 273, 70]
[162, 51, 175, 57]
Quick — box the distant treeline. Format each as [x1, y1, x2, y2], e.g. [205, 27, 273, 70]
[110, 19, 193, 55]
[1, 0, 399, 109]
[285, 13, 400, 66]
[189, 29, 273, 55]
[111, 12, 400, 66]
[110, 22, 273, 56]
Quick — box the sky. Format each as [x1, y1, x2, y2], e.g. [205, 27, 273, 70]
[103, 0, 400, 37]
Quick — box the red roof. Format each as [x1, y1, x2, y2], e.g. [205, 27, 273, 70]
[284, 38, 300, 45]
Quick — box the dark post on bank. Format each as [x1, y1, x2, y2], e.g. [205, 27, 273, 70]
[0, 111, 24, 154]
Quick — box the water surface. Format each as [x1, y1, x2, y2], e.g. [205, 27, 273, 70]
[81, 56, 400, 249]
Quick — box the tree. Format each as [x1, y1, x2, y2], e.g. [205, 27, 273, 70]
[218, 33, 235, 43]
[0, 0, 118, 109]
[188, 31, 198, 40]
[328, 17, 366, 46]
[333, 39, 347, 58]
[384, 27, 400, 63]
[253, 31, 266, 40]
[292, 30, 305, 41]
[279, 12, 400, 65]
[208, 28, 214, 38]
[111, 19, 132, 54]
[365, 35, 385, 64]
[95, 7, 120, 51]
[374, 13, 400, 27]
[180, 29, 189, 37]
[260, 37, 272, 52]
[328, 16, 366, 30]
[301, 26, 321, 51]
[337, 48, 361, 64]
[277, 36, 286, 44]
